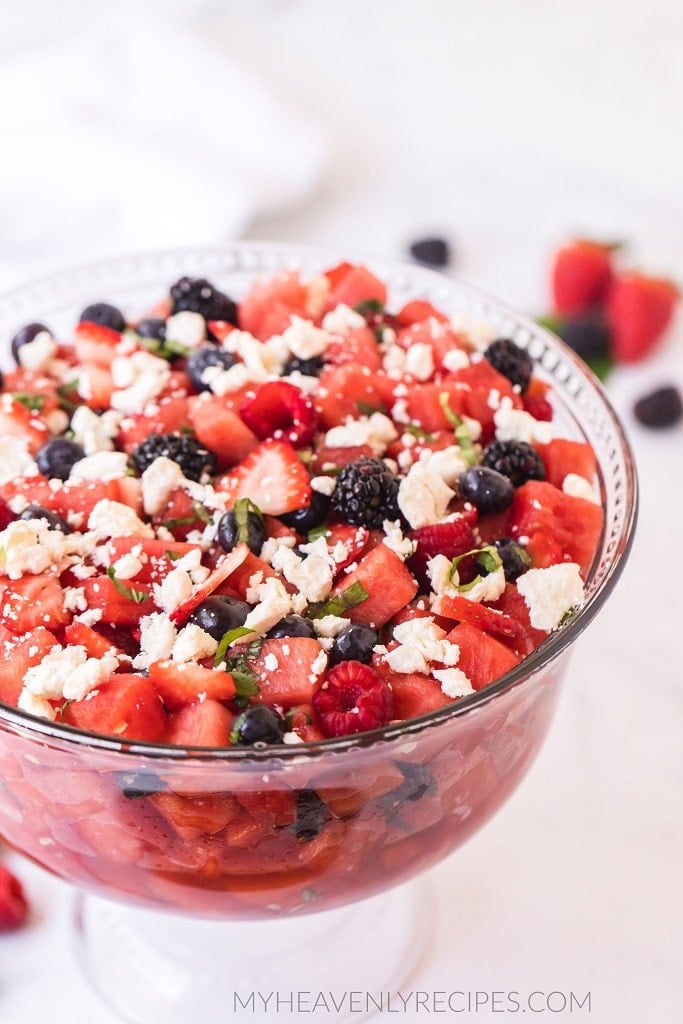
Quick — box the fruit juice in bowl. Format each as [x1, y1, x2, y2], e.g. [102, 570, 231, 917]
[0, 244, 636, 1023]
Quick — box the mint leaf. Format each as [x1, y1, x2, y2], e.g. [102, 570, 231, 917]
[306, 581, 369, 619]
[214, 625, 257, 667]
[448, 545, 503, 593]
[405, 422, 436, 441]
[354, 298, 385, 318]
[56, 380, 81, 413]
[106, 566, 149, 604]
[233, 498, 263, 545]
[357, 400, 387, 416]
[11, 392, 46, 411]
[438, 392, 477, 466]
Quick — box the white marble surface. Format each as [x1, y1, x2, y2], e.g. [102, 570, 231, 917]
[1, 2, 682, 1022]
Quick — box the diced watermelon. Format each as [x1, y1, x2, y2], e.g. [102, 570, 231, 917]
[441, 361, 524, 440]
[536, 438, 598, 489]
[509, 480, 604, 576]
[324, 326, 382, 369]
[63, 621, 122, 659]
[372, 658, 453, 718]
[395, 299, 449, 326]
[0, 399, 51, 453]
[151, 790, 240, 837]
[239, 270, 311, 340]
[117, 396, 193, 452]
[315, 364, 394, 429]
[80, 575, 155, 627]
[63, 673, 168, 742]
[311, 444, 374, 473]
[333, 545, 418, 628]
[148, 661, 237, 710]
[323, 262, 387, 311]
[0, 574, 69, 634]
[490, 583, 548, 656]
[189, 398, 259, 469]
[0, 626, 60, 707]
[252, 637, 327, 707]
[446, 622, 520, 691]
[165, 699, 234, 747]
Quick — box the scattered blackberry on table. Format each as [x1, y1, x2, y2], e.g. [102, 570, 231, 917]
[35, 438, 85, 481]
[266, 615, 316, 640]
[282, 354, 324, 378]
[279, 491, 331, 532]
[458, 465, 514, 515]
[481, 440, 546, 487]
[10, 322, 51, 364]
[132, 433, 217, 481]
[633, 385, 682, 429]
[331, 456, 400, 529]
[216, 508, 265, 554]
[135, 317, 167, 342]
[493, 537, 532, 582]
[79, 302, 126, 333]
[288, 790, 331, 842]
[185, 345, 236, 393]
[484, 338, 533, 393]
[231, 705, 287, 746]
[19, 505, 72, 533]
[408, 236, 451, 269]
[328, 624, 378, 667]
[170, 276, 238, 325]
[188, 596, 250, 641]
[557, 311, 611, 362]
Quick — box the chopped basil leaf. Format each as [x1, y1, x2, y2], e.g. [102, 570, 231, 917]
[192, 501, 213, 525]
[214, 625, 258, 666]
[354, 298, 385, 318]
[307, 525, 330, 543]
[357, 400, 387, 416]
[162, 501, 212, 531]
[11, 392, 46, 411]
[306, 581, 369, 619]
[106, 566, 149, 604]
[233, 498, 264, 545]
[136, 332, 191, 361]
[56, 380, 81, 413]
[230, 670, 261, 698]
[165, 550, 183, 561]
[438, 392, 477, 466]
[405, 422, 436, 441]
[448, 545, 503, 593]
[246, 638, 263, 659]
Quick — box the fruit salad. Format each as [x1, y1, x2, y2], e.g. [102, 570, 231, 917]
[0, 262, 605, 750]
[0, 251, 628, 919]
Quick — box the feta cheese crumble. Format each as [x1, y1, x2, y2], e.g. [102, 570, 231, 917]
[516, 563, 585, 631]
[397, 461, 455, 529]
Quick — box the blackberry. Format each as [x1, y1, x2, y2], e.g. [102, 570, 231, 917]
[79, 302, 126, 333]
[113, 771, 167, 800]
[458, 466, 514, 515]
[484, 338, 533, 393]
[135, 317, 167, 342]
[131, 433, 216, 481]
[331, 456, 400, 529]
[10, 322, 52, 364]
[493, 537, 531, 582]
[481, 440, 545, 487]
[170, 276, 238, 324]
[634, 385, 683, 429]
[282, 354, 324, 378]
[408, 235, 451, 269]
[185, 345, 236, 393]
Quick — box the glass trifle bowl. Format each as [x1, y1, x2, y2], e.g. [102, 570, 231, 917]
[0, 244, 636, 1023]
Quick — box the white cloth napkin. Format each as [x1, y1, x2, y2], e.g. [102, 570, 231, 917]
[0, 3, 325, 287]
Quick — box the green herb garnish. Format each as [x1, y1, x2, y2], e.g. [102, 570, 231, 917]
[11, 393, 46, 411]
[233, 498, 263, 546]
[357, 400, 387, 416]
[448, 545, 503, 594]
[307, 525, 330, 543]
[56, 380, 81, 413]
[405, 422, 436, 441]
[438, 392, 477, 466]
[106, 566, 149, 604]
[306, 581, 369, 619]
[354, 298, 385, 318]
[214, 625, 257, 667]
[162, 501, 213, 532]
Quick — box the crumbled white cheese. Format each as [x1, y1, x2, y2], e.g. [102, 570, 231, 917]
[325, 412, 399, 456]
[110, 350, 171, 414]
[310, 646, 328, 678]
[398, 461, 455, 529]
[63, 586, 87, 613]
[243, 577, 294, 634]
[281, 316, 329, 359]
[383, 345, 407, 376]
[313, 615, 351, 639]
[449, 312, 496, 349]
[310, 475, 337, 497]
[270, 544, 333, 603]
[427, 553, 506, 604]
[384, 617, 460, 675]
[206, 362, 264, 395]
[17, 689, 57, 721]
[0, 436, 39, 486]
[494, 407, 555, 445]
[172, 623, 218, 663]
[23, 645, 118, 702]
[17, 330, 58, 372]
[322, 303, 366, 333]
[70, 406, 122, 455]
[517, 563, 585, 631]
[111, 553, 143, 580]
[433, 666, 474, 698]
[69, 451, 130, 481]
[419, 445, 469, 488]
[141, 456, 185, 517]
[562, 473, 600, 505]
[441, 348, 470, 372]
[259, 535, 296, 566]
[263, 652, 279, 672]
[133, 612, 178, 669]
[382, 520, 415, 561]
[154, 567, 194, 614]
[164, 311, 206, 349]
[88, 500, 154, 539]
[404, 342, 435, 382]
[0, 519, 82, 579]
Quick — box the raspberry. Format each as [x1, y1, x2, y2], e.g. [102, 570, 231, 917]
[0, 865, 29, 931]
[240, 381, 317, 448]
[522, 394, 553, 422]
[0, 499, 15, 531]
[407, 517, 476, 585]
[313, 661, 394, 737]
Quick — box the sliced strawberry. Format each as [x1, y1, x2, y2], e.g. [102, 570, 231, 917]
[407, 518, 476, 587]
[522, 394, 553, 421]
[0, 574, 69, 635]
[606, 272, 679, 362]
[239, 381, 317, 448]
[0, 865, 29, 931]
[432, 594, 527, 643]
[77, 364, 115, 410]
[215, 440, 311, 516]
[207, 320, 236, 343]
[189, 398, 258, 470]
[74, 320, 122, 346]
[313, 661, 393, 737]
[0, 399, 50, 453]
[63, 621, 122, 659]
[148, 660, 236, 710]
[169, 545, 249, 625]
[0, 498, 15, 530]
[551, 239, 615, 315]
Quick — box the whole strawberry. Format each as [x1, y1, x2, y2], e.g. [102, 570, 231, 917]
[0, 864, 29, 931]
[551, 240, 615, 315]
[606, 272, 679, 363]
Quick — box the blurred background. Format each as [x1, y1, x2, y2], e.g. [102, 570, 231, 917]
[1, 2, 681, 1022]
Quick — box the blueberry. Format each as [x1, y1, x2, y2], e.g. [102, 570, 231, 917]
[79, 302, 126, 333]
[288, 790, 331, 842]
[493, 537, 531, 582]
[10, 322, 51, 365]
[279, 491, 331, 532]
[19, 505, 72, 534]
[188, 596, 250, 642]
[113, 771, 167, 799]
[231, 705, 286, 746]
[458, 466, 514, 515]
[328, 624, 377, 667]
[282, 355, 324, 378]
[266, 615, 316, 640]
[408, 236, 451, 269]
[216, 509, 265, 555]
[135, 317, 167, 342]
[35, 438, 85, 481]
[634, 386, 683, 429]
[185, 346, 236, 393]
